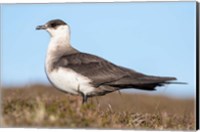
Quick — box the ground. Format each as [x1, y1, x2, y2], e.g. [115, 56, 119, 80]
[1, 84, 195, 130]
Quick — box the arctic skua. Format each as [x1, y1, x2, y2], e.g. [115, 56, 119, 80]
[36, 19, 180, 103]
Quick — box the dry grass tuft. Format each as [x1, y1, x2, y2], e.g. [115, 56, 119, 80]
[1, 84, 195, 130]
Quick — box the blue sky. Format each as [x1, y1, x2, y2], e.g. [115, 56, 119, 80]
[1, 2, 196, 98]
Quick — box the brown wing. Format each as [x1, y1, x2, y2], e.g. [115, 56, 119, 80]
[56, 52, 176, 90]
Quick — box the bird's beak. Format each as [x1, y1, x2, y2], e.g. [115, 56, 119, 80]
[36, 25, 47, 30]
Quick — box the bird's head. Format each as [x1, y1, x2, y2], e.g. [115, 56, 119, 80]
[36, 19, 70, 38]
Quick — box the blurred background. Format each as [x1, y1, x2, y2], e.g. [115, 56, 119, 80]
[1, 2, 196, 99]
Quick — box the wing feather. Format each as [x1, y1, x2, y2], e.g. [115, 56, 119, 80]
[56, 52, 176, 90]
[56, 52, 128, 85]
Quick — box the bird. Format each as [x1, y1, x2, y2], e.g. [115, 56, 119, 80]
[36, 19, 179, 104]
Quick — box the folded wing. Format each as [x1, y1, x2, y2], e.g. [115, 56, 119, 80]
[56, 52, 176, 90]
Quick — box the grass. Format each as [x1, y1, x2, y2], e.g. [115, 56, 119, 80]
[1, 84, 195, 130]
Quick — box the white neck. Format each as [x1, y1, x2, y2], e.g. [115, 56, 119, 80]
[45, 25, 71, 72]
[46, 25, 71, 55]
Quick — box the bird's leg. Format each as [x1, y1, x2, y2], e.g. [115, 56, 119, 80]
[76, 83, 88, 104]
[82, 95, 88, 104]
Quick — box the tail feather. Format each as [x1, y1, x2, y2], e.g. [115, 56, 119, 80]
[106, 75, 187, 91]
[163, 81, 188, 85]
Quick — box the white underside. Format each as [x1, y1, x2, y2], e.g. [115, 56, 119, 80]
[45, 26, 95, 96]
[46, 67, 95, 95]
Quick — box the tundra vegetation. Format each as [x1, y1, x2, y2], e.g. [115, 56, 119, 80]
[1, 85, 195, 130]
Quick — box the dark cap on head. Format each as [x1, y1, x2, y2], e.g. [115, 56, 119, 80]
[36, 19, 67, 30]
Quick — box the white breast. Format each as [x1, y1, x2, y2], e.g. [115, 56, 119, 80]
[45, 32, 95, 96]
[46, 67, 95, 95]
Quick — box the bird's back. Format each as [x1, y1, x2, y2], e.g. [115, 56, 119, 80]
[55, 52, 176, 93]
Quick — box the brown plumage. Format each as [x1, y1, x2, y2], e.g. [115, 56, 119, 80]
[54, 52, 176, 95]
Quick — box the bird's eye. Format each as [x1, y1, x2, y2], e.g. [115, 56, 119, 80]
[50, 23, 57, 28]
